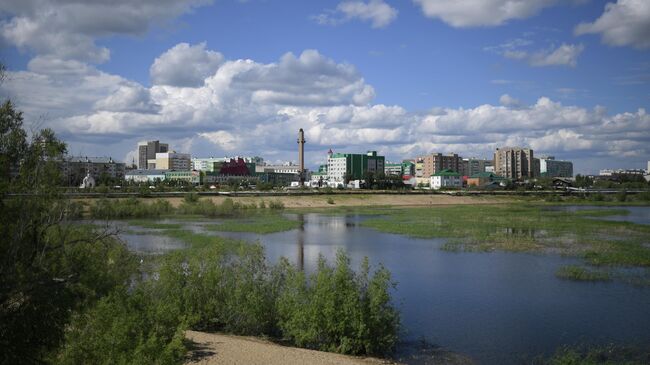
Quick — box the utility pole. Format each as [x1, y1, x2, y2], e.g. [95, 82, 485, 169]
[297, 128, 306, 186]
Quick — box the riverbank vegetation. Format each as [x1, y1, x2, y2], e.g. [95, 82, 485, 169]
[56, 244, 400, 364]
[361, 204, 650, 282]
[1, 90, 400, 363]
[205, 214, 301, 234]
[555, 265, 610, 282]
[537, 344, 650, 365]
[88, 195, 287, 219]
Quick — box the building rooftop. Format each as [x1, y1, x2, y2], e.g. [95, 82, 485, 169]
[125, 169, 168, 175]
[470, 172, 498, 178]
[433, 169, 461, 177]
[64, 156, 120, 164]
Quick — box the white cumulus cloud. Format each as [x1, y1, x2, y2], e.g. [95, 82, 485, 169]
[2, 43, 649, 173]
[413, 0, 557, 27]
[0, 0, 212, 63]
[575, 0, 650, 49]
[313, 0, 398, 28]
[150, 42, 224, 87]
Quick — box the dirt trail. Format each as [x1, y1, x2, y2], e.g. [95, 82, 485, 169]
[184, 331, 397, 365]
[162, 193, 510, 208]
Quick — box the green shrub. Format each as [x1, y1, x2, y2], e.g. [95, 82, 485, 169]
[56, 288, 187, 365]
[326, 197, 335, 205]
[259, 200, 266, 209]
[277, 251, 399, 355]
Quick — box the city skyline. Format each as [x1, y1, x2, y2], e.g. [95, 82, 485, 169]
[1, 0, 649, 174]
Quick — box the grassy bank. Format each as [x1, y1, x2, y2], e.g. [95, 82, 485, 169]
[205, 214, 301, 234]
[360, 204, 650, 281]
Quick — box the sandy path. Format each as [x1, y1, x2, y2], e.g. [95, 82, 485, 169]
[184, 331, 397, 365]
[161, 193, 510, 209]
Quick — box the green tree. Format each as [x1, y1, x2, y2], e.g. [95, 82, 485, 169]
[0, 66, 136, 363]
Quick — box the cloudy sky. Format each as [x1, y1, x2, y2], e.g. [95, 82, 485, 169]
[1, 0, 649, 173]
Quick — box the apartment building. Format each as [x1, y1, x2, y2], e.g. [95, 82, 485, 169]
[326, 150, 385, 182]
[494, 147, 536, 180]
[420, 153, 461, 177]
[461, 158, 494, 176]
[540, 156, 573, 178]
[61, 156, 126, 186]
[154, 152, 191, 170]
[138, 140, 168, 169]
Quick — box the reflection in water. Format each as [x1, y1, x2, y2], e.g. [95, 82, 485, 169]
[114, 210, 650, 365]
[297, 214, 305, 271]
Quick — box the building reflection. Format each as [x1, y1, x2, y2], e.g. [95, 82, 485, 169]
[297, 213, 305, 271]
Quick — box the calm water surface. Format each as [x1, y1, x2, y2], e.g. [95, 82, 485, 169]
[116, 206, 650, 365]
[551, 205, 650, 225]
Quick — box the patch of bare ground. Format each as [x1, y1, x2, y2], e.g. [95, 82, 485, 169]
[184, 330, 398, 365]
[160, 194, 511, 209]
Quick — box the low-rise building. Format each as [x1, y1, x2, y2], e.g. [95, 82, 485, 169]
[430, 169, 462, 190]
[384, 162, 402, 176]
[466, 172, 504, 187]
[165, 170, 201, 185]
[255, 163, 302, 174]
[61, 156, 126, 186]
[125, 169, 167, 183]
[192, 157, 226, 172]
[599, 168, 646, 176]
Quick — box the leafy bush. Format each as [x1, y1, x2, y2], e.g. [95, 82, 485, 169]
[277, 252, 399, 355]
[326, 197, 335, 205]
[155, 244, 279, 336]
[56, 288, 187, 365]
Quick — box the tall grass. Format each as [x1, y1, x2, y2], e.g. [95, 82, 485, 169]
[89, 197, 285, 220]
[205, 215, 301, 234]
[89, 198, 173, 219]
[361, 204, 650, 269]
[555, 265, 610, 282]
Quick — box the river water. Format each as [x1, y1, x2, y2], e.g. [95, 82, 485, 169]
[116, 206, 650, 364]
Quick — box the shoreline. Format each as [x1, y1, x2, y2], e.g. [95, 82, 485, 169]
[184, 330, 399, 365]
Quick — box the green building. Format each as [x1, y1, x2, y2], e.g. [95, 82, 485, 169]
[327, 150, 385, 182]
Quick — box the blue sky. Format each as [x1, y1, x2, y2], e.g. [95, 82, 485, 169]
[1, 0, 649, 174]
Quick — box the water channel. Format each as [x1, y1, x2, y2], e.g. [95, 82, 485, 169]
[115, 206, 650, 364]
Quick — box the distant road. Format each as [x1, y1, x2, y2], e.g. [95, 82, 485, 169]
[6, 188, 648, 198]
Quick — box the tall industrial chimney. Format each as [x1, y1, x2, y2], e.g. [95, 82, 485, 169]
[297, 128, 306, 186]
